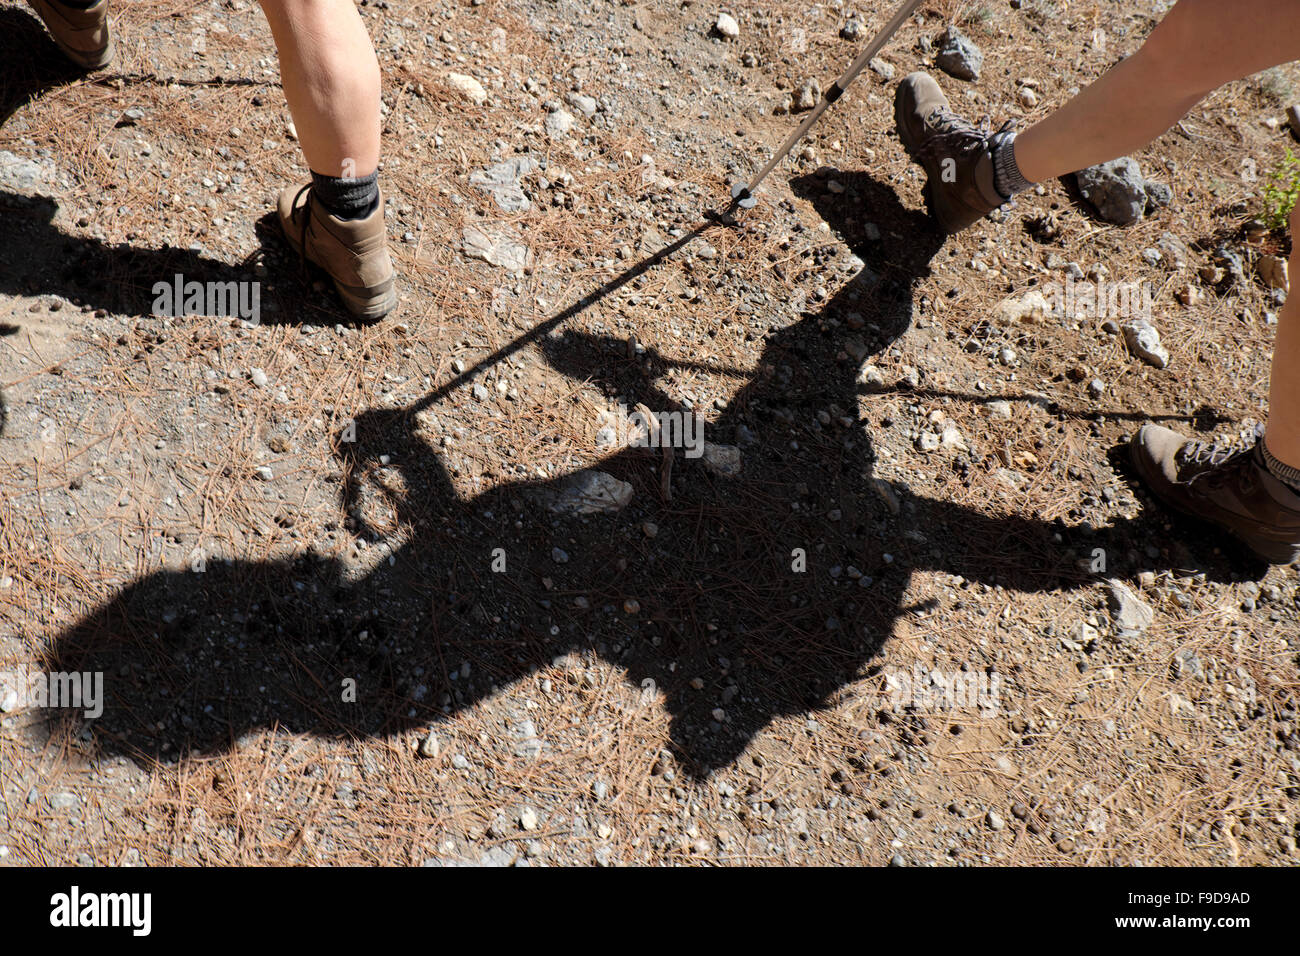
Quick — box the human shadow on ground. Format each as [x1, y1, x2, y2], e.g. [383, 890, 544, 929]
[41, 168, 1259, 777]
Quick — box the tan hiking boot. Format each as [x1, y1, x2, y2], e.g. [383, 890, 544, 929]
[894, 71, 1008, 234]
[26, 0, 113, 71]
[277, 183, 397, 321]
[1130, 424, 1300, 565]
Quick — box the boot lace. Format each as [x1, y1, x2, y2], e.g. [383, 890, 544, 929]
[1179, 426, 1263, 491]
[914, 112, 1013, 165]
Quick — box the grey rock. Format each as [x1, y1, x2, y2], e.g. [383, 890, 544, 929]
[1121, 319, 1170, 369]
[0, 150, 54, 193]
[512, 718, 544, 758]
[1144, 180, 1173, 210]
[1075, 158, 1148, 225]
[545, 108, 576, 138]
[565, 92, 599, 118]
[541, 469, 634, 515]
[1107, 579, 1154, 637]
[469, 156, 538, 213]
[1174, 648, 1204, 679]
[462, 224, 531, 271]
[935, 28, 983, 81]
[1155, 232, 1189, 270]
[701, 442, 742, 477]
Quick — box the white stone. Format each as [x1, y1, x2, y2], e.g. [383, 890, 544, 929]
[446, 72, 487, 106]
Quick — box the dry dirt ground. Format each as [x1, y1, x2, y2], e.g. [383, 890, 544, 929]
[1, 0, 1299, 866]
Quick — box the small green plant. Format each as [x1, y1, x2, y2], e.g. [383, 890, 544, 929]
[1261, 147, 1300, 231]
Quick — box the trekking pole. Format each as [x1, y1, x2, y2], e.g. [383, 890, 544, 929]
[722, 0, 924, 219]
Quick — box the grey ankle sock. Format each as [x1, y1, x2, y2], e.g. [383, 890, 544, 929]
[1261, 435, 1300, 493]
[990, 130, 1034, 201]
[310, 169, 379, 221]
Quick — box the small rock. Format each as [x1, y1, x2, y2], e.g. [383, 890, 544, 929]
[446, 72, 487, 106]
[1155, 232, 1190, 270]
[1259, 254, 1290, 293]
[418, 730, 440, 758]
[541, 470, 634, 516]
[469, 157, 538, 213]
[1107, 578, 1154, 637]
[935, 27, 983, 81]
[794, 79, 821, 112]
[987, 810, 1005, 831]
[995, 289, 1050, 324]
[250, 367, 268, 388]
[1075, 158, 1149, 225]
[714, 12, 740, 39]
[940, 423, 968, 452]
[701, 442, 742, 477]
[916, 431, 941, 453]
[565, 93, 598, 118]
[545, 108, 576, 138]
[1121, 319, 1171, 369]
[462, 224, 531, 272]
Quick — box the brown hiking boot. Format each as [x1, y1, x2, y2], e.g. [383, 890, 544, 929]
[894, 72, 1008, 234]
[26, 0, 113, 71]
[1129, 424, 1300, 565]
[277, 183, 397, 321]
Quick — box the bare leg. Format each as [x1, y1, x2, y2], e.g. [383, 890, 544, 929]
[1014, 0, 1300, 183]
[1014, 0, 1300, 466]
[256, 0, 381, 178]
[1270, 205, 1300, 465]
